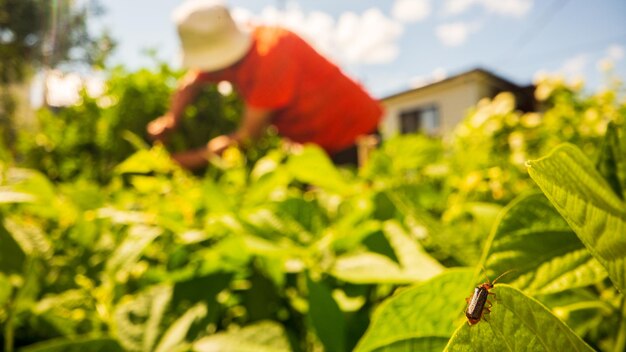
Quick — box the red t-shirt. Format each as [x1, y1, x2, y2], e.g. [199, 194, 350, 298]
[195, 26, 383, 154]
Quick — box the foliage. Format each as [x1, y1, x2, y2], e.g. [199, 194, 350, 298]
[1, 73, 625, 352]
[17, 64, 251, 183]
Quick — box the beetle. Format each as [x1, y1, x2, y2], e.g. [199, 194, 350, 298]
[465, 269, 514, 325]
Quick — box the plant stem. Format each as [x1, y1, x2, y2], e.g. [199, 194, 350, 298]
[4, 305, 14, 352]
[614, 295, 626, 352]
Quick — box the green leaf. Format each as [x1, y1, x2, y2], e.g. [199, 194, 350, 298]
[527, 143, 626, 292]
[154, 303, 207, 352]
[0, 217, 25, 274]
[331, 252, 416, 284]
[383, 220, 444, 281]
[331, 222, 443, 285]
[192, 320, 292, 352]
[355, 269, 475, 352]
[115, 146, 177, 175]
[307, 275, 346, 352]
[595, 121, 626, 200]
[19, 337, 124, 352]
[4, 217, 52, 259]
[444, 285, 594, 352]
[485, 193, 607, 294]
[0, 188, 35, 203]
[32, 289, 95, 336]
[7, 168, 56, 205]
[114, 285, 173, 352]
[286, 145, 355, 195]
[106, 225, 162, 280]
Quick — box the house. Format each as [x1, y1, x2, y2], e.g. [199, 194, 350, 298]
[379, 68, 535, 138]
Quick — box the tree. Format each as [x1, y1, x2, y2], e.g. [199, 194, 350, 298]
[0, 0, 113, 153]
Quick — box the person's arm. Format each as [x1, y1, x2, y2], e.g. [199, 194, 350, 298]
[171, 104, 273, 170]
[231, 105, 273, 145]
[147, 71, 205, 141]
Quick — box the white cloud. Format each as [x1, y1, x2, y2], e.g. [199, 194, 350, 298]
[443, 0, 533, 18]
[595, 44, 625, 72]
[442, 0, 474, 15]
[560, 54, 588, 76]
[436, 21, 480, 47]
[607, 44, 625, 61]
[392, 0, 432, 23]
[233, 5, 403, 65]
[409, 67, 448, 88]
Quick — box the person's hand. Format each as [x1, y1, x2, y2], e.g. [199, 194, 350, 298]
[170, 135, 237, 170]
[207, 134, 237, 156]
[171, 148, 208, 170]
[147, 113, 177, 141]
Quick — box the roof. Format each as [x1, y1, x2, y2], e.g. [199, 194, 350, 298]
[381, 67, 526, 102]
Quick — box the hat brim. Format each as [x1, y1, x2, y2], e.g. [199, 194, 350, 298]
[180, 30, 252, 72]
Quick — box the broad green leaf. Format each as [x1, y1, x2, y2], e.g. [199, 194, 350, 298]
[383, 220, 444, 281]
[537, 288, 615, 338]
[527, 143, 626, 292]
[96, 207, 156, 225]
[20, 337, 124, 352]
[286, 145, 355, 195]
[106, 225, 162, 280]
[0, 188, 35, 203]
[192, 320, 292, 352]
[596, 121, 625, 200]
[485, 193, 607, 294]
[0, 217, 26, 274]
[154, 303, 208, 352]
[6, 168, 56, 205]
[4, 217, 52, 259]
[355, 269, 475, 352]
[307, 275, 346, 352]
[444, 285, 594, 352]
[331, 252, 417, 284]
[114, 285, 173, 352]
[32, 289, 94, 336]
[115, 146, 177, 174]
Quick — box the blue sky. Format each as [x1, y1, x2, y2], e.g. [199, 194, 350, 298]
[92, 0, 626, 98]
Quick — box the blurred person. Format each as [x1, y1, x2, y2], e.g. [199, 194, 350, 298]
[147, 0, 382, 169]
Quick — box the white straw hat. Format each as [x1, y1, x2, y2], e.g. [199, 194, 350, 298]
[173, 0, 252, 72]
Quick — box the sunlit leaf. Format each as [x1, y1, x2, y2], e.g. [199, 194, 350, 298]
[154, 303, 207, 352]
[331, 252, 415, 284]
[383, 220, 444, 281]
[115, 146, 177, 174]
[32, 289, 94, 336]
[527, 143, 626, 292]
[0, 188, 35, 203]
[114, 285, 173, 352]
[6, 168, 56, 204]
[20, 337, 124, 352]
[106, 225, 161, 280]
[485, 193, 607, 294]
[286, 145, 355, 195]
[355, 269, 474, 352]
[192, 320, 291, 352]
[4, 217, 52, 259]
[444, 285, 594, 352]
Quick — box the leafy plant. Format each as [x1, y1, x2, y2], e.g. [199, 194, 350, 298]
[1, 71, 625, 351]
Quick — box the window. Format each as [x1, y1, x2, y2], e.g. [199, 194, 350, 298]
[399, 105, 440, 135]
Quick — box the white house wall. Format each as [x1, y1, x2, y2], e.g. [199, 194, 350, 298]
[380, 80, 482, 139]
